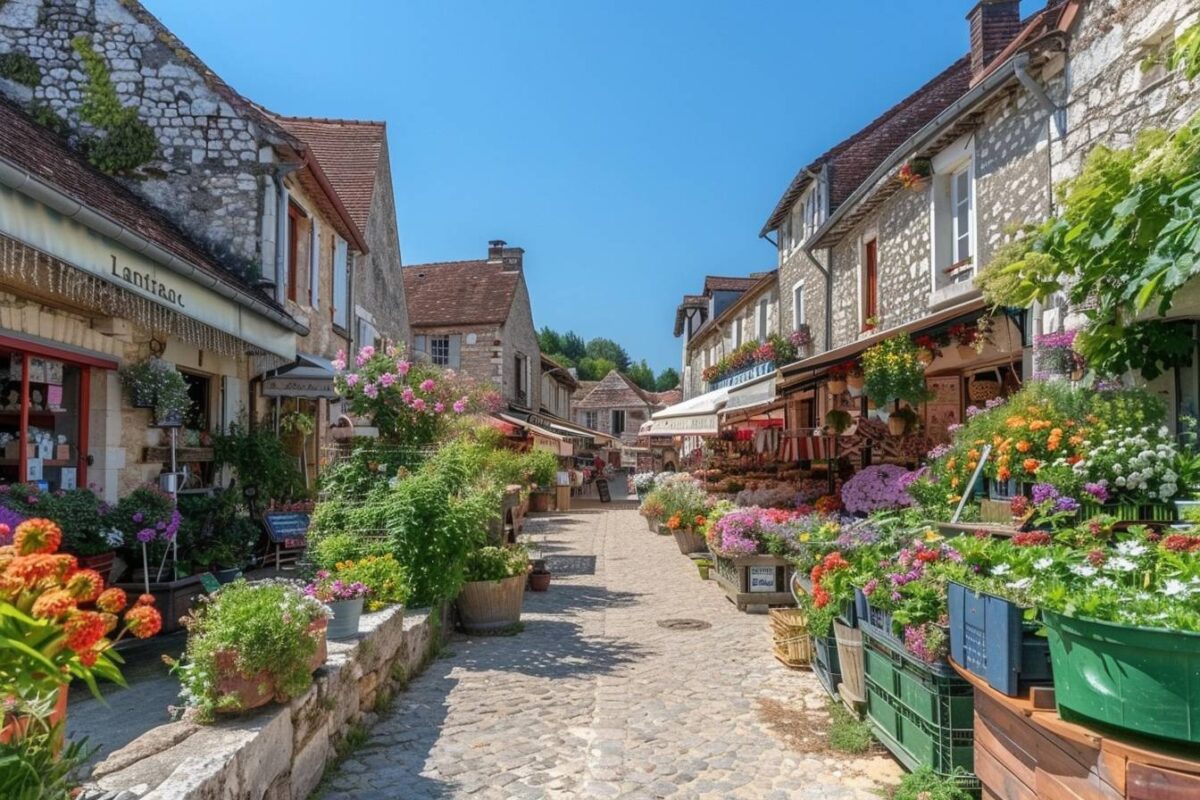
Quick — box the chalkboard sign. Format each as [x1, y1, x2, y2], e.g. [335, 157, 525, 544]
[263, 512, 311, 544]
[595, 478, 611, 503]
[198, 572, 221, 594]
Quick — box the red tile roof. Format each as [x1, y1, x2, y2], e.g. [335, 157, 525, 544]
[270, 116, 386, 233]
[0, 98, 293, 319]
[402, 260, 521, 327]
[651, 388, 682, 407]
[704, 275, 760, 293]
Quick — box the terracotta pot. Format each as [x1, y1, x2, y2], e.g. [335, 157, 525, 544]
[529, 491, 551, 513]
[0, 686, 68, 749]
[673, 528, 708, 555]
[846, 374, 864, 397]
[827, 379, 847, 396]
[456, 573, 526, 633]
[213, 619, 328, 715]
[887, 416, 908, 436]
[528, 571, 552, 592]
[956, 344, 976, 360]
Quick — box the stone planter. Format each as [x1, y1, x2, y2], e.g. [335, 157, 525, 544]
[711, 554, 795, 612]
[213, 619, 328, 715]
[326, 597, 364, 639]
[672, 528, 708, 555]
[456, 573, 526, 633]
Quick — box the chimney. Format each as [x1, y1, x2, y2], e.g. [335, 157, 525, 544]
[967, 0, 1022, 78]
[487, 239, 524, 272]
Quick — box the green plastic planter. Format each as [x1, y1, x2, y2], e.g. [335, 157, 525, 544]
[1043, 611, 1200, 745]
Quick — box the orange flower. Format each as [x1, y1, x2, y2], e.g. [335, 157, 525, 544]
[7, 554, 65, 587]
[967, 449, 981, 460]
[1023, 458, 1040, 473]
[31, 589, 76, 620]
[694, 515, 706, 527]
[99, 612, 120, 634]
[1016, 440, 1031, 453]
[1068, 434, 1084, 447]
[1005, 416, 1027, 429]
[63, 611, 107, 653]
[1066, 455, 1083, 465]
[997, 467, 1012, 481]
[96, 587, 127, 614]
[136, 593, 157, 607]
[124, 605, 163, 639]
[66, 569, 105, 603]
[666, 513, 682, 530]
[13, 518, 62, 556]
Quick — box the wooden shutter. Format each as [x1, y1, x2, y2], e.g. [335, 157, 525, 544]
[449, 335, 462, 368]
[332, 237, 348, 328]
[309, 220, 320, 308]
[413, 335, 426, 355]
[864, 239, 878, 322]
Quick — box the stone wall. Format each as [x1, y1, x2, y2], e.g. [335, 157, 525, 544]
[778, 248, 828, 351]
[83, 606, 443, 800]
[500, 272, 541, 410]
[0, 0, 273, 272]
[355, 148, 409, 347]
[412, 323, 503, 388]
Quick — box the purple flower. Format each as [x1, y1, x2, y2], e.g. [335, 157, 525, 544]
[1031, 483, 1059, 505]
[132, 512, 144, 523]
[1054, 496, 1080, 513]
[966, 405, 983, 417]
[1083, 482, 1109, 503]
[136, 527, 157, 543]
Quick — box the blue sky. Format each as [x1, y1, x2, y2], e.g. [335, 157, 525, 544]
[146, 1, 1034, 375]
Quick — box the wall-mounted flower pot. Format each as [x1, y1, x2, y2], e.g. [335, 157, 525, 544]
[846, 375, 865, 397]
[827, 379, 847, 396]
[887, 416, 907, 436]
[326, 596, 364, 639]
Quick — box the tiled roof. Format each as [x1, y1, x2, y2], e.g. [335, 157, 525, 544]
[686, 270, 778, 353]
[403, 260, 520, 327]
[574, 371, 654, 410]
[270, 116, 386, 233]
[704, 275, 759, 293]
[651, 388, 682, 407]
[541, 353, 579, 388]
[0, 98, 293, 319]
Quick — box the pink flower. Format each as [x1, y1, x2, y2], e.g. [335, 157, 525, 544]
[419, 378, 436, 393]
[332, 349, 347, 371]
[379, 372, 397, 387]
[355, 345, 375, 367]
[453, 398, 467, 413]
[363, 383, 379, 398]
[345, 373, 360, 388]
[401, 387, 415, 403]
[434, 402, 445, 413]
[396, 360, 411, 376]
[412, 398, 426, 412]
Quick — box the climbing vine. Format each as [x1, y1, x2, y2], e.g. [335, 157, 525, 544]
[0, 52, 40, 87]
[70, 36, 156, 174]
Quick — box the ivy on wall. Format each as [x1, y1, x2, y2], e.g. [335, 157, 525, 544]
[0, 52, 40, 87]
[70, 36, 156, 175]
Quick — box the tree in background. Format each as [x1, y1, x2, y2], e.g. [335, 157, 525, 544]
[585, 338, 630, 372]
[625, 359, 656, 391]
[577, 357, 617, 381]
[655, 368, 680, 392]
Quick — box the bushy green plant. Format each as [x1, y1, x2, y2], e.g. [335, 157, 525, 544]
[308, 530, 388, 570]
[523, 449, 559, 488]
[861, 335, 933, 406]
[169, 580, 328, 722]
[464, 546, 530, 582]
[212, 421, 306, 503]
[0, 695, 94, 800]
[176, 493, 258, 572]
[892, 768, 974, 800]
[71, 37, 156, 174]
[329, 554, 411, 611]
[0, 51, 40, 87]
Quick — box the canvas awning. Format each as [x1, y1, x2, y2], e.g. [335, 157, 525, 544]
[498, 413, 573, 457]
[722, 374, 777, 415]
[640, 385, 730, 437]
[261, 352, 339, 399]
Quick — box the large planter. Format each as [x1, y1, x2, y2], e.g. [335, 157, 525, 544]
[326, 597, 364, 639]
[529, 491, 552, 513]
[672, 528, 708, 555]
[711, 553, 794, 611]
[77, 551, 116, 581]
[834, 620, 866, 709]
[947, 582, 1051, 696]
[456, 573, 526, 633]
[1043, 611, 1200, 745]
[116, 574, 205, 634]
[214, 619, 328, 715]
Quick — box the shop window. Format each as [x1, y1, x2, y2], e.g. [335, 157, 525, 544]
[862, 238, 878, 328]
[181, 371, 210, 432]
[0, 348, 93, 492]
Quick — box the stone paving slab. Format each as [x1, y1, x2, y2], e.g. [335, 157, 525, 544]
[316, 509, 902, 799]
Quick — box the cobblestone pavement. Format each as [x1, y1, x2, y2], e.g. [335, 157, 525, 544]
[318, 509, 902, 799]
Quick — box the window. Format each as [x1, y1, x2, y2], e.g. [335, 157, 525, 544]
[792, 281, 806, 330]
[430, 336, 451, 366]
[952, 166, 972, 267]
[862, 238, 878, 327]
[733, 317, 743, 348]
[332, 237, 349, 330]
[611, 409, 626, 435]
[757, 296, 769, 341]
[583, 410, 598, 429]
[513, 353, 528, 404]
[930, 135, 976, 294]
[180, 371, 210, 431]
[286, 202, 303, 303]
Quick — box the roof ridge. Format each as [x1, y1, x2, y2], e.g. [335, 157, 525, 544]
[404, 259, 490, 270]
[272, 114, 387, 128]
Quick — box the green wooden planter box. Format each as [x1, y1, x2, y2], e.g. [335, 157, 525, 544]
[1043, 611, 1200, 745]
[1077, 501, 1175, 522]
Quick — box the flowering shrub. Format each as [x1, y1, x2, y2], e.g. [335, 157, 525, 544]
[333, 344, 488, 447]
[0, 518, 162, 702]
[861, 335, 933, 406]
[330, 554, 410, 611]
[1033, 329, 1083, 378]
[646, 476, 707, 528]
[304, 571, 370, 602]
[1071, 425, 1179, 503]
[840, 465, 915, 515]
[631, 472, 657, 493]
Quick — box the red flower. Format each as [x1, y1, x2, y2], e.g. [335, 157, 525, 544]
[63, 611, 107, 653]
[66, 569, 105, 603]
[31, 589, 76, 619]
[124, 605, 163, 639]
[1012, 531, 1052, 547]
[96, 587, 128, 614]
[13, 518, 62, 556]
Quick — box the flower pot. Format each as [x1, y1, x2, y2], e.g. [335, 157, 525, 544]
[846, 375, 864, 397]
[887, 416, 907, 436]
[697, 562, 710, 580]
[827, 379, 847, 396]
[214, 567, 243, 584]
[645, 516, 659, 532]
[529, 491, 552, 513]
[655, 523, 672, 536]
[955, 344, 976, 360]
[1043, 611, 1200, 744]
[456, 573, 526, 633]
[528, 570, 552, 592]
[0, 686, 68, 749]
[916, 348, 934, 367]
[672, 528, 708, 555]
[326, 596, 364, 639]
[77, 551, 116, 581]
[213, 619, 328, 714]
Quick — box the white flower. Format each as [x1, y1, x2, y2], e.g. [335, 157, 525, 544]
[1094, 577, 1117, 589]
[1070, 564, 1097, 578]
[1162, 579, 1191, 598]
[1112, 464, 1123, 475]
[1115, 540, 1147, 558]
[1006, 578, 1033, 591]
[1115, 476, 1127, 487]
[991, 563, 1012, 577]
[1106, 556, 1138, 572]
[1034, 557, 1054, 571]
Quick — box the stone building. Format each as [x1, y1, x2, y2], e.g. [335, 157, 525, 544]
[673, 274, 771, 400]
[402, 241, 542, 412]
[539, 353, 576, 421]
[573, 370, 664, 446]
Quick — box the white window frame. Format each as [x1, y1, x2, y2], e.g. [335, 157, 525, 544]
[756, 296, 769, 341]
[583, 410, 598, 429]
[951, 164, 973, 268]
[792, 280, 806, 330]
[928, 135, 978, 297]
[429, 335, 451, 366]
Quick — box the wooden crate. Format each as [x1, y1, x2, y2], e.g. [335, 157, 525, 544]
[769, 608, 812, 669]
[712, 554, 795, 612]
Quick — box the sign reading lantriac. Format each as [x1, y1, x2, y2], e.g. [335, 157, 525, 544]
[110, 255, 186, 309]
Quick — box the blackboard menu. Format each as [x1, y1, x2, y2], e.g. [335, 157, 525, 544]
[596, 478, 611, 503]
[264, 512, 310, 545]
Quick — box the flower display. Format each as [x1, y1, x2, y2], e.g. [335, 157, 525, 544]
[840, 465, 916, 515]
[861, 335, 933, 406]
[1033, 329, 1083, 378]
[304, 570, 371, 603]
[1071, 425, 1179, 503]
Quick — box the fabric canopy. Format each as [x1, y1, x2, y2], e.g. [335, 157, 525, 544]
[640, 385, 730, 437]
[261, 352, 338, 399]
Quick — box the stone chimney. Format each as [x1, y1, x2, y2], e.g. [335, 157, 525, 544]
[487, 239, 524, 272]
[967, 0, 1022, 78]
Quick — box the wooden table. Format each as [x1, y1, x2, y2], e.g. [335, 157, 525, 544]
[951, 660, 1200, 799]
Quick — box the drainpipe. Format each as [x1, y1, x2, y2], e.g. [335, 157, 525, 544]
[272, 170, 292, 305]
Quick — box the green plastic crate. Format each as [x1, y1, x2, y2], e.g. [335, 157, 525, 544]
[863, 633, 974, 730]
[812, 634, 842, 701]
[866, 676, 979, 793]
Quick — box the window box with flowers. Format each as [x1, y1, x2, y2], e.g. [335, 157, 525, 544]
[705, 506, 798, 611]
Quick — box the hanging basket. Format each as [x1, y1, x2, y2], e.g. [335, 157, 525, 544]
[887, 416, 907, 436]
[130, 385, 155, 409]
[846, 374, 865, 397]
[916, 348, 934, 367]
[827, 379, 847, 396]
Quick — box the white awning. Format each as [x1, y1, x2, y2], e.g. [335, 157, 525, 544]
[640, 385, 730, 437]
[722, 374, 777, 415]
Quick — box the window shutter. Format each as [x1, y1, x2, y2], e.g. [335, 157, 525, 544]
[309, 220, 320, 308]
[332, 237, 348, 328]
[414, 335, 426, 354]
[449, 335, 461, 368]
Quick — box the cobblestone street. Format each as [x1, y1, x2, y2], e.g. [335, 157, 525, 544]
[318, 508, 901, 799]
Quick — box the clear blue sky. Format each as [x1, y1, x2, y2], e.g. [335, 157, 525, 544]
[146, 0, 1034, 376]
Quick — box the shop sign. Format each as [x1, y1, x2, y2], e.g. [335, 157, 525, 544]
[111, 255, 186, 309]
[648, 414, 719, 435]
[725, 378, 776, 411]
[262, 375, 339, 399]
[748, 566, 777, 593]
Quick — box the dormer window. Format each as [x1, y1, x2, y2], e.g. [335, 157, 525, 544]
[777, 177, 827, 255]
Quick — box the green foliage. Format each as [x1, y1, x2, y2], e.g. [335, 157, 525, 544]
[585, 337, 631, 371]
[826, 701, 874, 754]
[70, 37, 156, 174]
[975, 226, 1040, 309]
[212, 421, 306, 502]
[29, 102, 70, 138]
[523, 448, 559, 488]
[0, 51, 40, 87]
[891, 768, 974, 800]
[12, 488, 112, 557]
[463, 546, 529, 582]
[0, 696, 94, 800]
[170, 580, 328, 722]
[308, 530, 388, 570]
[331, 554, 411, 611]
[119, 358, 192, 424]
[861, 335, 933, 406]
[576, 356, 617, 381]
[625, 358, 656, 390]
[655, 367, 680, 391]
[176, 493, 258, 572]
[1170, 23, 1200, 80]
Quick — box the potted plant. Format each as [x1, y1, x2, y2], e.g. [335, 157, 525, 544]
[824, 409, 852, 435]
[524, 449, 558, 513]
[168, 579, 329, 722]
[325, 553, 411, 612]
[153, 367, 191, 428]
[948, 322, 979, 360]
[640, 492, 665, 531]
[1032, 330, 1082, 380]
[889, 406, 918, 436]
[846, 364, 865, 397]
[456, 546, 529, 633]
[304, 570, 370, 639]
[827, 361, 852, 396]
[912, 334, 941, 366]
[0, 518, 163, 743]
[897, 157, 932, 191]
[862, 335, 934, 411]
[666, 511, 708, 555]
[118, 358, 158, 408]
[120, 358, 192, 426]
[529, 563, 552, 592]
[279, 409, 315, 455]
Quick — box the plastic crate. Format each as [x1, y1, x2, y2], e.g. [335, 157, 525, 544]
[863, 633, 973, 729]
[865, 676, 979, 794]
[855, 588, 905, 652]
[812, 634, 842, 701]
[948, 582, 1052, 696]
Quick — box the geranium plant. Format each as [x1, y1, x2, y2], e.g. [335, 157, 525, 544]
[303, 571, 371, 603]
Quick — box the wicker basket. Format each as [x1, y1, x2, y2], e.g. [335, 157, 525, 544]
[770, 608, 813, 669]
[968, 378, 1000, 402]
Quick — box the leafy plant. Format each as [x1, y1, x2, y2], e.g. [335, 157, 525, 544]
[212, 421, 306, 503]
[329, 554, 411, 611]
[463, 546, 529, 582]
[169, 579, 328, 722]
[71, 37, 156, 174]
[119, 358, 192, 425]
[892, 768, 974, 800]
[308, 530, 388, 571]
[0, 51, 40, 87]
[827, 701, 873, 754]
[0, 694, 94, 800]
[522, 448, 559, 488]
[861, 335, 933, 406]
